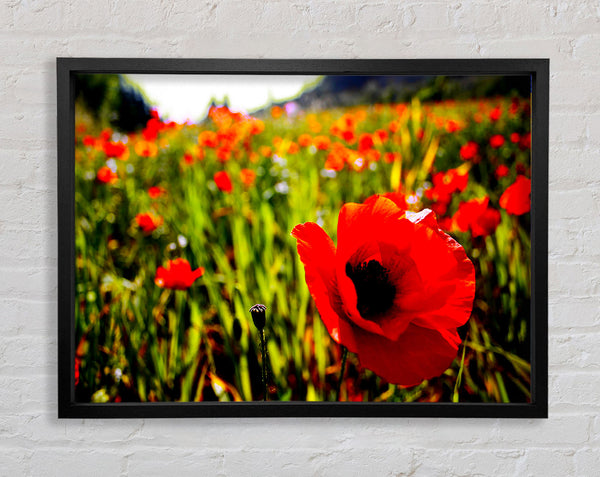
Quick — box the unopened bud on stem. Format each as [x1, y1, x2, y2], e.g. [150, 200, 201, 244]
[249, 304, 266, 331]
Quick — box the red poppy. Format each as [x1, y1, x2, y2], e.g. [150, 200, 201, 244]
[495, 164, 510, 179]
[143, 118, 163, 141]
[298, 134, 312, 148]
[324, 144, 348, 171]
[240, 168, 256, 186]
[365, 192, 407, 211]
[259, 145, 272, 158]
[342, 130, 356, 144]
[82, 135, 96, 147]
[313, 135, 331, 151]
[429, 200, 448, 217]
[103, 141, 128, 159]
[366, 149, 381, 163]
[384, 152, 401, 164]
[500, 175, 531, 215]
[445, 120, 461, 133]
[427, 168, 468, 203]
[198, 130, 218, 148]
[510, 132, 520, 144]
[248, 118, 265, 136]
[374, 129, 388, 143]
[216, 147, 231, 162]
[214, 171, 233, 193]
[459, 141, 479, 161]
[148, 186, 165, 199]
[489, 106, 502, 122]
[453, 197, 501, 237]
[271, 105, 283, 119]
[292, 197, 475, 386]
[100, 128, 112, 142]
[135, 212, 163, 233]
[154, 258, 204, 290]
[358, 133, 374, 152]
[74, 357, 81, 386]
[96, 166, 118, 184]
[489, 135, 505, 148]
[519, 132, 531, 150]
[134, 140, 158, 158]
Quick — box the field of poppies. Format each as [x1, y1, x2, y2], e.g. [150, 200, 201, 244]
[74, 76, 532, 403]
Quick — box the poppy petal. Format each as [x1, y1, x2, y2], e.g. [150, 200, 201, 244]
[401, 210, 475, 329]
[500, 175, 531, 215]
[350, 322, 461, 386]
[292, 223, 358, 350]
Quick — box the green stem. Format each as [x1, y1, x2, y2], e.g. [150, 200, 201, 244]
[336, 346, 348, 402]
[260, 329, 267, 401]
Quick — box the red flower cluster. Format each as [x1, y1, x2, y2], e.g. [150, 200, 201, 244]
[292, 196, 475, 386]
[453, 197, 501, 237]
[425, 168, 468, 216]
[500, 175, 531, 215]
[155, 258, 204, 290]
[197, 105, 264, 164]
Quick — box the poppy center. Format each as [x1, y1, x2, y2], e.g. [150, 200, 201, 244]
[346, 260, 396, 319]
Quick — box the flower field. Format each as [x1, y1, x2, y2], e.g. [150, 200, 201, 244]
[74, 76, 532, 403]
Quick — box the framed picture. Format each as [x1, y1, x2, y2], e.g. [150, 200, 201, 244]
[58, 58, 548, 418]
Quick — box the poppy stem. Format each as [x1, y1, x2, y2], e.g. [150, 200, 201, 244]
[336, 346, 348, 402]
[260, 329, 267, 401]
[249, 304, 268, 401]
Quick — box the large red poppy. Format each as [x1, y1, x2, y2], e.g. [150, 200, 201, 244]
[154, 258, 204, 290]
[292, 196, 475, 386]
[499, 175, 531, 215]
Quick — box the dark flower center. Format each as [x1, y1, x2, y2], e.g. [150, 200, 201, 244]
[346, 260, 396, 319]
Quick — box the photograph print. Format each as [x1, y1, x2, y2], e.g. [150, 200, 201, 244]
[70, 68, 534, 407]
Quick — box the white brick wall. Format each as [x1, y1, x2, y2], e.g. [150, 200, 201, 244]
[0, 0, 598, 475]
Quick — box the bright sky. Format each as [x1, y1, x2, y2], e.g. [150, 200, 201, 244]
[126, 74, 321, 123]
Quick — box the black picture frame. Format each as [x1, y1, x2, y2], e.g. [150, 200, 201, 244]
[57, 58, 549, 418]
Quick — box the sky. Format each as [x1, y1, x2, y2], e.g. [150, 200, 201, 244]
[126, 74, 321, 123]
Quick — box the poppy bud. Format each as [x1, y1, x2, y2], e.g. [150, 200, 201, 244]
[249, 304, 266, 331]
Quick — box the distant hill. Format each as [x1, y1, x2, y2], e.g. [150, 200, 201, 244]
[253, 74, 530, 115]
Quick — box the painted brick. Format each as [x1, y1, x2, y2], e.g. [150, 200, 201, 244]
[549, 296, 600, 328]
[0, 0, 599, 475]
[519, 448, 577, 476]
[30, 450, 122, 477]
[412, 449, 523, 477]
